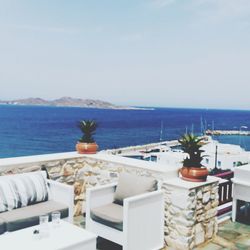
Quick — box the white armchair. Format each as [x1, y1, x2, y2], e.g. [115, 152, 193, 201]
[85, 174, 164, 250]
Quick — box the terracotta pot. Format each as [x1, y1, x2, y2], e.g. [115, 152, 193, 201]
[179, 166, 209, 182]
[76, 142, 98, 154]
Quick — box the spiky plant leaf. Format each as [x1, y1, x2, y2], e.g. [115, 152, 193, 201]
[178, 133, 206, 168]
[78, 120, 98, 143]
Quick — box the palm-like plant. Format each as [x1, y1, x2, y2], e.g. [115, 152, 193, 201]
[78, 120, 97, 143]
[178, 133, 205, 168]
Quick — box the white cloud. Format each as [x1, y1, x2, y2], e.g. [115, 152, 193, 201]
[238, 20, 250, 30]
[7, 24, 80, 34]
[150, 0, 176, 8]
[120, 33, 145, 42]
[191, 0, 250, 21]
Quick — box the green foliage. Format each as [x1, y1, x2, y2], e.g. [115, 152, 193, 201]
[178, 133, 205, 168]
[78, 120, 97, 143]
[236, 161, 248, 167]
[209, 168, 231, 175]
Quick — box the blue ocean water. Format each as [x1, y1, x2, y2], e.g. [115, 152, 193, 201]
[0, 105, 250, 158]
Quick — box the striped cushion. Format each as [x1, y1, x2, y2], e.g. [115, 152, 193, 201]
[0, 171, 49, 213]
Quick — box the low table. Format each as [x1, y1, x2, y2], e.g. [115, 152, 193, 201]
[0, 221, 96, 250]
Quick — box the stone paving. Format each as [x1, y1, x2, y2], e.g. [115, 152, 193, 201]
[74, 216, 250, 250]
[214, 221, 250, 250]
[195, 220, 250, 250]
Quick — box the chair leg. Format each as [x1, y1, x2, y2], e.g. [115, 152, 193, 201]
[232, 199, 237, 222]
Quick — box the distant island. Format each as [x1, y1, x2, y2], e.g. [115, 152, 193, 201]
[0, 97, 151, 110]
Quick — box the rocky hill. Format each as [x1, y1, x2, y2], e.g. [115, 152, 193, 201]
[0, 97, 140, 110]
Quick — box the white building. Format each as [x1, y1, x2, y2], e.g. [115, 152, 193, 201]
[121, 137, 250, 171]
[201, 141, 250, 171]
[147, 139, 250, 171]
[150, 151, 187, 169]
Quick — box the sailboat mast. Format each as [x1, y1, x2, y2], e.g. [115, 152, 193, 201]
[212, 120, 215, 139]
[204, 120, 207, 133]
[200, 117, 204, 135]
[160, 121, 163, 141]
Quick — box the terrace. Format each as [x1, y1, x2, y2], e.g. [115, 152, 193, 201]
[0, 151, 250, 249]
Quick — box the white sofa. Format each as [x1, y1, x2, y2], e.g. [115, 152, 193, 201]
[0, 171, 74, 234]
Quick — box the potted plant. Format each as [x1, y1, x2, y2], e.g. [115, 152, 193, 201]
[178, 133, 209, 182]
[76, 120, 98, 154]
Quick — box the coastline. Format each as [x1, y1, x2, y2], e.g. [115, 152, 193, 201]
[0, 103, 154, 111]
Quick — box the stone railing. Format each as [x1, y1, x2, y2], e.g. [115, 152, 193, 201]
[0, 152, 220, 249]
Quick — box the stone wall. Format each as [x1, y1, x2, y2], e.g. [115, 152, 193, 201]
[163, 178, 219, 250]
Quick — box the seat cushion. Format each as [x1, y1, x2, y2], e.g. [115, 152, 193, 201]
[114, 172, 157, 205]
[0, 200, 68, 232]
[91, 203, 123, 231]
[0, 217, 6, 235]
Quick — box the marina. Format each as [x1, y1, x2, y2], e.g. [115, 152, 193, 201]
[110, 135, 250, 172]
[206, 129, 250, 136]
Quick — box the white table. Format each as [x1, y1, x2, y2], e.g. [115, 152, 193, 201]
[0, 221, 96, 250]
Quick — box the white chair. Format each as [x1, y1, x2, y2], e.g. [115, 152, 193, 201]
[85, 173, 164, 250]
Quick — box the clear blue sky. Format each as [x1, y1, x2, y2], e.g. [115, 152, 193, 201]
[0, 0, 250, 109]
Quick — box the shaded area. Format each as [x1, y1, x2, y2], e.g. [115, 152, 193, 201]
[74, 215, 122, 250]
[97, 238, 122, 250]
[236, 201, 250, 225]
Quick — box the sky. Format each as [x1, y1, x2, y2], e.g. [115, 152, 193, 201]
[0, 0, 250, 109]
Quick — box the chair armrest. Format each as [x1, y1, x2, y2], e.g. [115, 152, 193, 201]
[232, 178, 250, 187]
[123, 190, 165, 248]
[124, 190, 163, 205]
[47, 179, 74, 222]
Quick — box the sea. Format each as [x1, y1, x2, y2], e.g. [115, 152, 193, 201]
[1, 105, 250, 158]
